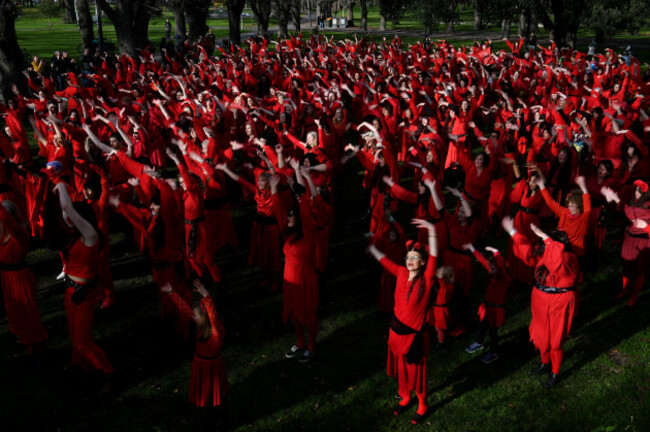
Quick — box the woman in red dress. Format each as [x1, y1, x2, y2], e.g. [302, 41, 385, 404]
[269, 174, 320, 362]
[601, 181, 650, 306]
[162, 279, 228, 432]
[54, 181, 113, 377]
[0, 200, 47, 355]
[216, 164, 282, 290]
[368, 219, 438, 425]
[503, 217, 579, 389]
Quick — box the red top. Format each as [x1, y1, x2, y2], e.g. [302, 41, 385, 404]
[63, 238, 99, 281]
[512, 234, 579, 289]
[473, 250, 511, 305]
[540, 189, 591, 256]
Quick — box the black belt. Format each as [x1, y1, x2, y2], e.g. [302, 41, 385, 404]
[484, 302, 505, 308]
[255, 213, 277, 225]
[64, 275, 97, 305]
[447, 246, 473, 256]
[184, 216, 205, 225]
[519, 206, 540, 215]
[463, 189, 485, 203]
[434, 303, 449, 307]
[204, 197, 229, 210]
[534, 282, 575, 294]
[627, 231, 650, 239]
[195, 352, 221, 360]
[0, 260, 26, 271]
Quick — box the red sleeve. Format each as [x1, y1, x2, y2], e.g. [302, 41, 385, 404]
[236, 176, 257, 194]
[472, 249, 492, 272]
[390, 183, 418, 204]
[512, 231, 537, 267]
[540, 188, 567, 218]
[116, 151, 144, 177]
[0, 205, 29, 245]
[379, 256, 403, 277]
[202, 296, 224, 341]
[167, 290, 193, 321]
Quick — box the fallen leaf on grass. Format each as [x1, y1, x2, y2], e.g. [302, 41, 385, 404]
[276, 418, 283, 423]
[173, 388, 179, 393]
[348, 386, 355, 391]
[508, 403, 513, 408]
[560, 405, 567, 412]
[314, 403, 319, 410]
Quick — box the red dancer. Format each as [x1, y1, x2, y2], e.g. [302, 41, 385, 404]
[504, 217, 579, 389]
[162, 280, 229, 431]
[368, 219, 438, 425]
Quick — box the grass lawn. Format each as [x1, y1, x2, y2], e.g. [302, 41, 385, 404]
[3, 5, 650, 432]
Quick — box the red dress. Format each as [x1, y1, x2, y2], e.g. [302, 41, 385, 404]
[168, 291, 229, 407]
[509, 180, 544, 283]
[513, 233, 579, 374]
[473, 250, 511, 328]
[61, 238, 113, 373]
[277, 197, 319, 328]
[380, 254, 436, 394]
[239, 177, 282, 273]
[0, 206, 47, 350]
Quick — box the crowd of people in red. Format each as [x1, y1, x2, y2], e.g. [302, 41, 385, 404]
[1, 32, 650, 428]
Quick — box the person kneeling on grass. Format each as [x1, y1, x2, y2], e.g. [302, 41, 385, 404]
[463, 243, 511, 364]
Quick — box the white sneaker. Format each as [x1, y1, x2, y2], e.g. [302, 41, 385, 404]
[298, 349, 314, 363]
[56, 271, 66, 280]
[285, 345, 304, 359]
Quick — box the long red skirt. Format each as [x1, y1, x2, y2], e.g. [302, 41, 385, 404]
[189, 354, 229, 407]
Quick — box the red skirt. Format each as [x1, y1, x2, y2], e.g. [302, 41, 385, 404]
[478, 302, 505, 328]
[387, 331, 429, 394]
[1, 268, 47, 345]
[189, 354, 229, 407]
[529, 288, 576, 352]
[249, 221, 282, 272]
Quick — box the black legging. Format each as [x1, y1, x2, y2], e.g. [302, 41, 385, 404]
[477, 320, 500, 353]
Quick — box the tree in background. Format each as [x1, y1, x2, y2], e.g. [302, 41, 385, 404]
[227, 0, 246, 44]
[275, 0, 291, 36]
[583, 0, 650, 43]
[250, 0, 272, 35]
[63, 0, 77, 23]
[75, 0, 94, 51]
[38, 0, 62, 27]
[532, 0, 584, 48]
[165, 0, 187, 38]
[96, 0, 158, 55]
[0, 0, 25, 101]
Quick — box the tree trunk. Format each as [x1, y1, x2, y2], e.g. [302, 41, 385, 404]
[250, 0, 271, 35]
[275, 0, 290, 36]
[63, 0, 77, 23]
[501, 17, 511, 39]
[360, 0, 367, 31]
[379, 14, 386, 31]
[186, 0, 210, 43]
[75, 0, 94, 51]
[518, 12, 526, 37]
[347, 3, 354, 27]
[291, 0, 300, 32]
[173, 9, 186, 37]
[227, 0, 246, 45]
[0, 1, 26, 101]
[307, 0, 312, 27]
[473, 0, 482, 31]
[96, 0, 152, 56]
[446, 1, 455, 32]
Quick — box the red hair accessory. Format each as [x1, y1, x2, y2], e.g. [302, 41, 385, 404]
[634, 180, 649, 193]
[405, 240, 429, 255]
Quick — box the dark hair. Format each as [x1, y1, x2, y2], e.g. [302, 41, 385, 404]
[286, 205, 304, 244]
[598, 159, 614, 177]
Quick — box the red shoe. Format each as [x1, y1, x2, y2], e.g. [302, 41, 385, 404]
[100, 296, 115, 309]
[626, 296, 638, 307]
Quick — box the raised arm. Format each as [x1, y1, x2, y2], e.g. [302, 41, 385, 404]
[54, 182, 98, 247]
